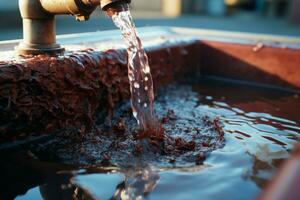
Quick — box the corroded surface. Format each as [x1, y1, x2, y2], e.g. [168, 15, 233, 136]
[22, 85, 225, 167]
[0, 41, 199, 142]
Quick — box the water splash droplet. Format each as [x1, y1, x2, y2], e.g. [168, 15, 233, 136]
[133, 111, 138, 119]
[138, 99, 141, 103]
[144, 77, 149, 81]
[129, 75, 134, 82]
[144, 103, 148, 108]
[144, 86, 148, 91]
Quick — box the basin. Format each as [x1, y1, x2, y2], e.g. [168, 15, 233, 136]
[0, 27, 299, 200]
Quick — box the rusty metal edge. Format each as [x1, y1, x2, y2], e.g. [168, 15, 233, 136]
[170, 27, 300, 49]
[1, 26, 299, 51]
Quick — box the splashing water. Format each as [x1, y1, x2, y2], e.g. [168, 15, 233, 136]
[111, 9, 156, 130]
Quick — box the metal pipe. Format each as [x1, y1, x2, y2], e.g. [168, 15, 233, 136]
[15, 0, 131, 56]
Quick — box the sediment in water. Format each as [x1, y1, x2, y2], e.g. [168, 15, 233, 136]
[23, 85, 225, 167]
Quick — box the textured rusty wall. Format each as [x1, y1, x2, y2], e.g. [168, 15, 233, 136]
[0, 41, 200, 142]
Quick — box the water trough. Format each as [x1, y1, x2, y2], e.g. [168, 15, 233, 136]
[0, 27, 299, 200]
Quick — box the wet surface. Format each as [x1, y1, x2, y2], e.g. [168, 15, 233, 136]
[29, 85, 224, 167]
[1, 79, 300, 200]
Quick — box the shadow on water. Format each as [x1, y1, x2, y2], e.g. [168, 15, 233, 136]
[0, 150, 160, 200]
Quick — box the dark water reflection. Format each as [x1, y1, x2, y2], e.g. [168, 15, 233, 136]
[10, 79, 300, 200]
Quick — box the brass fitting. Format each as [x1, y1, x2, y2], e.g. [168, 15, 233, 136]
[15, 0, 131, 56]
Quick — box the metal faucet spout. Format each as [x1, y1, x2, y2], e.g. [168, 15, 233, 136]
[16, 0, 131, 56]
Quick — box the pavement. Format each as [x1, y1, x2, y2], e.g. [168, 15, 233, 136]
[0, 11, 299, 41]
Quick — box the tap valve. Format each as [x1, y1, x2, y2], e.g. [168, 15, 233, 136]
[16, 0, 131, 56]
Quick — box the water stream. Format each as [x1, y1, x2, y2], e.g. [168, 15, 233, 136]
[111, 9, 156, 130]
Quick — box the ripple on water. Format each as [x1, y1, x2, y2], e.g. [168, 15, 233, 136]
[16, 81, 300, 200]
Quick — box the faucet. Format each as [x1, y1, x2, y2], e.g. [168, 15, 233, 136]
[15, 0, 131, 56]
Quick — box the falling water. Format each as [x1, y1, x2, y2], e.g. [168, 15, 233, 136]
[111, 9, 156, 130]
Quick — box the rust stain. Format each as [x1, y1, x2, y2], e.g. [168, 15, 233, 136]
[0, 42, 199, 142]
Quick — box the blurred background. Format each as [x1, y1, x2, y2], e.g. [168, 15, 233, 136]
[0, 0, 299, 41]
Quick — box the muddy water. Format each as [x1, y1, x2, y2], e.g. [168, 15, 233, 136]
[111, 9, 156, 130]
[5, 79, 300, 200]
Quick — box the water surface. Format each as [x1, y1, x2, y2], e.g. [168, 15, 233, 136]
[9, 79, 300, 200]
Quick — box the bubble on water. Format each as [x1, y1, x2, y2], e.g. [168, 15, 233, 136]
[133, 82, 140, 89]
[206, 96, 213, 100]
[144, 77, 149, 81]
[133, 111, 138, 119]
[143, 66, 150, 74]
[144, 86, 148, 91]
[144, 103, 148, 108]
